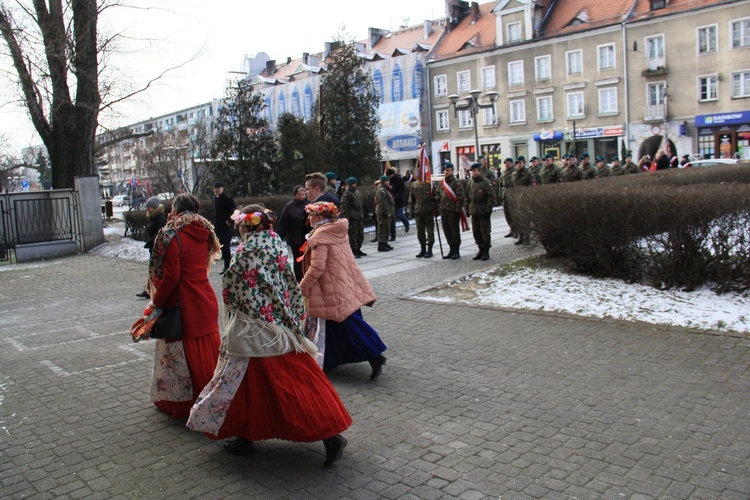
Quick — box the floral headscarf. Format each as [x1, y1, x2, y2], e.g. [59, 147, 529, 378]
[221, 229, 307, 340]
[148, 211, 221, 286]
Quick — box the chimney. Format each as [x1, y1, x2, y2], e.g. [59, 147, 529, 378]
[471, 2, 480, 23]
[286, 56, 292, 64]
[423, 20, 433, 38]
[265, 60, 276, 76]
[303, 52, 309, 65]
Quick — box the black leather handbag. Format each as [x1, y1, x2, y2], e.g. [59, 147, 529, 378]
[150, 233, 183, 341]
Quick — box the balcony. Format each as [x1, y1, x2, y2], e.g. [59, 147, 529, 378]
[643, 57, 667, 76]
[644, 104, 666, 122]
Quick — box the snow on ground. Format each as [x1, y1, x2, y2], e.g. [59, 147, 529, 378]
[414, 266, 749, 335]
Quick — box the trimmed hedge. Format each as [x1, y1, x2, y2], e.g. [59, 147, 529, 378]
[510, 164, 750, 292]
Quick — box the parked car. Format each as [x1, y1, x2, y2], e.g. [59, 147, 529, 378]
[112, 194, 129, 207]
[689, 159, 739, 167]
[157, 192, 175, 200]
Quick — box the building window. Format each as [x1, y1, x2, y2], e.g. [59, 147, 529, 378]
[566, 92, 584, 118]
[731, 18, 750, 49]
[458, 109, 473, 129]
[434, 75, 447, 96]
[566, 50, 583, 75]
[598, 44, 615, 70]
[697, 25, 718, 54]
[645, 35, 665, 70]
[457, 70, 471, 93]
[535, 55, 551, 81]
[507, 22, 522, 43]
[482, 105, 497, 125]
[536, 96, 553, 121]
[646, 82, 667, 119]
[698, 132, 715, 159]
[732, 70, 750, 98]
[598, 87, 618, 114]
[481, 66, 496, 89]
[508, 61, 524, 85]
[436, 110, 449, 131]
[509, 100, 525, 123]
[698, 75, 718, 101]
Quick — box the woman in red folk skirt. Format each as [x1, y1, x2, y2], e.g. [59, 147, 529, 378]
[187, 205, 350, 467]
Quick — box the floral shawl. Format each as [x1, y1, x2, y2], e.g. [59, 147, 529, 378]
[221, 229, 314, 356]
[148, 211, 221, 285]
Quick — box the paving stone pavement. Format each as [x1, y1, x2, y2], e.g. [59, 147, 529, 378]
[1, 210, 749, 499]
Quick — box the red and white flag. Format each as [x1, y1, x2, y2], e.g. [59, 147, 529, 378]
[417, 143, 432, 183]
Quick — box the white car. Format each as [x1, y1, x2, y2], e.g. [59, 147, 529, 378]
[157, 192, 175, 200]
[689, 159, 739, 167]
[111, 194, 129, 207]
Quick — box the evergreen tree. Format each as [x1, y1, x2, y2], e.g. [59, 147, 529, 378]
[320, 41, 380, 182]
[276, 112, 324, 192]
[211, 81, 279, 196]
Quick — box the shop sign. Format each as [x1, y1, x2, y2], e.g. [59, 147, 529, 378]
[386, 135, 420, 152]
[572, 126, 623, 139]
[696, 111, 750, 127]
[534, 130, 562, 141]
[439, 141, 450, 152]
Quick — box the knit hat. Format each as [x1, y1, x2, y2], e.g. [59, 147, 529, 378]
[345, 177, 357, 185]
[380, 175, 390, 182]
[325, 172, 337, 180]
[146, 197, 160, 210]
[293, 184, 304, 195]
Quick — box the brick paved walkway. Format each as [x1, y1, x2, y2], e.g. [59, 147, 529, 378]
[1, 211, 748, 498]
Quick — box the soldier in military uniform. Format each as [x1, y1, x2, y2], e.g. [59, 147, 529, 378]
[561, 154, 582, 182]
[577, 154, 595, 180]
[623, 152, 639, 174]
[512, 157, 534, 245]
[375, 175, 395, 252]
[466, 162, 496, 261]
[537, 154, 563, 185]
[500, 157, 516, 238]
[609, 157, 626, 176]
[527, 156, 541, 184]
[341, 177, 367, 258]
[438, 163, 466, 260]
[408, 176, 436, 259]
[595, 156, 611, 177]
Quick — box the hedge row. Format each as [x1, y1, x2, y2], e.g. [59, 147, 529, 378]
[510, 165, 750, 292]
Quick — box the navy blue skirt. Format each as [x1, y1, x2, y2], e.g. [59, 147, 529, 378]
[323, 309, 387, 369]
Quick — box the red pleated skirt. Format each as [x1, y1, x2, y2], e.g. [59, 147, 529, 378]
[209, 351, 352, 443]
[153, 332, 221, 419]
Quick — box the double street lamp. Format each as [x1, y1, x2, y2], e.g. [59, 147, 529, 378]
[448, 89, 499, 161]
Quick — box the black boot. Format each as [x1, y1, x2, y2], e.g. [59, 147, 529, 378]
[378, 244, 391, 252]
[504, 231, 514, 238]
[416, 244, 426, 258]
[357, 249, 367, 257]
[481, 247, 490, 261]
[322, 434, 348, 467]
[423, 244, 433, 258]
[473, 247, 483, 260]
[443, 244, 455, 259]
[224, 437, 254, 456]
[451, 246, 461, 260]
[515, 233, 527, 245]
[368, 355, 386, 380]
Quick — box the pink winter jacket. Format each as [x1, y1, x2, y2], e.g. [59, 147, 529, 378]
[299, 219, 377, 322]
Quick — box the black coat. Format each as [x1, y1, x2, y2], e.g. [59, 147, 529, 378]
[277, 197, 309, 247]
[212, 191, 236, 236]
[144, 208, 167, 251]
[389, 174, 406, 209]
[314, 192, 341, 207]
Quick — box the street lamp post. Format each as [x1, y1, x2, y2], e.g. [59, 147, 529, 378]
[448, 89, 499, 161]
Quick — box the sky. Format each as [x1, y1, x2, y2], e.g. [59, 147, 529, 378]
[0, 0, 445, 153]
[71, 221, 750, 337]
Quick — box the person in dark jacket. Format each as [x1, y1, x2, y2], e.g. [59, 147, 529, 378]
[212, 182, 237, 274]
[386, 168, 409, 240]
[276, 185, 309, 281]
[136, 196, 167, 298]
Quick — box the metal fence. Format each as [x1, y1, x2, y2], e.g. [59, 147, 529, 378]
[0, 190, 81, 262]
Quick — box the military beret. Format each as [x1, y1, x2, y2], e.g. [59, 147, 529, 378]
[444, 162, 454, 169]
[595, 155, 604, 162]
[581, 153, 590, 159]
[544, 154, 554, 160]
[380, 175, 390, 182]
[516, 156, 526, 162]
[345, 177, 357, 185]
[504, 157, 514, 163]
[325, 171, 337, 180]
[611, 156, 620, 162]
[477, 155, 485, 160]
[530, 156, 539, 161]
[469, 162, 483, 170]
[625, 152, 632, 158]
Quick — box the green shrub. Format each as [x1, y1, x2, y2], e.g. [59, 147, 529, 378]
[512, 165, 750, 292]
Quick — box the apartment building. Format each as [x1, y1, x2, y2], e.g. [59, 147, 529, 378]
[427, 0, 750, 173]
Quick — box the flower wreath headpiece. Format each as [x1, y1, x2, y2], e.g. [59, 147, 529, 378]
[304, 202, 339, 218]
[232, 209, 277, 231]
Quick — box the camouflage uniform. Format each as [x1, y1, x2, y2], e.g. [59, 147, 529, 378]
[512, 165, 533, 244]
[561, 165, 582, 182]
[439, 173, 465, 258]
[609, 163, 626, 176]
[408, 180, 436, 257]
[467, 173, 496, 258]
[501, 164, 515, 236]
[579, 162, 597, 180]
[537, 164, 563, 185]
[623, 160, 640, 175]
[375, 183, 395, 248]
[341, 186, 364, 255]
[596, 162, 611, 178]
